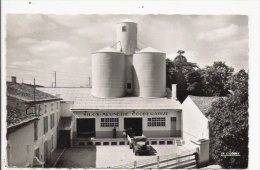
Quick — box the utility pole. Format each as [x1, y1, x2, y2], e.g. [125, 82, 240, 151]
[53, 71, 57, 88]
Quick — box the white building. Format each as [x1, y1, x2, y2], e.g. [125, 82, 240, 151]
[182, 95, 224, 165]
[6, 78, 61, 167]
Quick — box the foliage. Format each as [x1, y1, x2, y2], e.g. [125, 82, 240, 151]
[225, 69, 248, 102]
[166, 58, 177, 88]
[206, 69, 249, 168]
[199, 62, 234, 96]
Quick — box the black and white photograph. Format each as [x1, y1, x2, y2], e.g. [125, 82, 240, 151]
[1, 1, 259, 169]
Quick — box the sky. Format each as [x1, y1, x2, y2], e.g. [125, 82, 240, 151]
[5, 14, 249, 87]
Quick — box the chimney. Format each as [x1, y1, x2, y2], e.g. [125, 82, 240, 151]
[11, 76, 17, 83]
[172, 84, 177, 100]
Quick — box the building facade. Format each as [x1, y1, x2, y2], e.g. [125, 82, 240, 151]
[6, 79, 61, 167]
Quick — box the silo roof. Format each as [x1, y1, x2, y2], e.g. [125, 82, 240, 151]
[136, 46, 165, 54]
[118, 18, 136, 24]
[96, 46, 122, 53]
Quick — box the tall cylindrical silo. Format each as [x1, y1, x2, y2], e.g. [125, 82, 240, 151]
[117, 19, 137, 55]
[91, 46, 125, 98]
[133, 47, 166, 98]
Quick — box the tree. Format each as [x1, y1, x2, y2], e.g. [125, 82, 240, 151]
[225, 69, 248, 102]
[206, 69, 249, 168]
[166, 58, 177, 88]
[166, 51, 200, 102]
[199, 61, 234, 96]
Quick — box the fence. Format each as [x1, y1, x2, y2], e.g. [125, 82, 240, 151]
[111, 148, 198, 169]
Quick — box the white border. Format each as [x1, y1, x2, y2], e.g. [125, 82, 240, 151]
[1, 1, 259, 169]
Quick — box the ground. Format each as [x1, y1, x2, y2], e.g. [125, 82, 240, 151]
[55, 145, 191, 168]
[55, 147, 96, 168]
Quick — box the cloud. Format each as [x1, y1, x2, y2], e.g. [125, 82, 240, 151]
[197, 24, 239, 42]
[213, 49, 248, 72]
[62, 56, 89, 65]
[16, 37, 37, 44]
[28, 40, 79, 58]
[10, 59, 45, 67]
[7, 14, 57, 37]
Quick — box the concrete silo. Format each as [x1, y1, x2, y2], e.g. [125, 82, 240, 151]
[133, 47, 166, 98]
[116, 19, 138, 94]
[116, 19, 137, 55]
[91, 46, 125, 98]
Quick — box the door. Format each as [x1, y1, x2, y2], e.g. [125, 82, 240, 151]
[58, 130, 71, 147]
[170, 117, 177, 137]
[77, 118, 95, 137]
[44, 140, 51, 164]
[124, 118, 142, 137]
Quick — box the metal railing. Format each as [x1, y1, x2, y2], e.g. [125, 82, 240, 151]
[112, 148, 198, 169]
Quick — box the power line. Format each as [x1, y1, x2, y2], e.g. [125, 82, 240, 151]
[7, 64, 89, 76]
[7, 67, 53, 74]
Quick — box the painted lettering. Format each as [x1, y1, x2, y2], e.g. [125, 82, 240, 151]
[83, 112, 167, 116]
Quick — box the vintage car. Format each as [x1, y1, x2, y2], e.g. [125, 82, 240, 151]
[128, 135, 150, 155]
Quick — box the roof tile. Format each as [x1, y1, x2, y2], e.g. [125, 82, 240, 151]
[38, 88, 182, 110]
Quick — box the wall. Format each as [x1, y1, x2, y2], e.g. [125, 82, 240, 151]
[116, 22, 137, 55]
[60, 102, 73, 117]
[34, 100, 60, 163]
[8, 122, 35, 167]
[182, 96, 209, 149]
[72, 109, 182, 138]
[125, 55, 133, 93]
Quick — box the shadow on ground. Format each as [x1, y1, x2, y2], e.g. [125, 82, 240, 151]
[136, 146, 157, 156]
[55, 147, 96, 168]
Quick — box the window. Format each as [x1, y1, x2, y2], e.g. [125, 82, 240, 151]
[38, 105, 41, 115]
[44, 105, 47, 114]
[34, 121, 38, 140]
[50, 114, 54, 129]
[100, 118, 119, 127]
[79, 142, 85, 145]
[167, 141, 173, 145]
[44, 116, 48, 134]
[171, 117, 176, 122]
[159, 141, 165, 145]
[35, 148, 40, 159]
[151, 141, 157, 145]
[51, 135, 54, 150]
[103, 142, 109, 145]
[51, 103, 53, 111]
[122, 26, 126, 32]
[127, 83, 131, 89]
[119, 141, 125, 145]
[147, 117, 166, 127]
[57, 111, 59, 124]
[111, 142, 117, 145]
[95, 142, 101, 146]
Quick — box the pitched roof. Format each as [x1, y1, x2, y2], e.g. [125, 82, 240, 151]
[136, 46, 165, 54]
[7, 106, 38, 128]
[96, 46, 122, 53]
[189, 95, 225, 115]
[37, 88, 182, 110]
[119, 18, 136, 23]
[7, 82, 61, 102]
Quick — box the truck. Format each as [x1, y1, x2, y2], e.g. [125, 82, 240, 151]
[127, 135, 150, 155]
